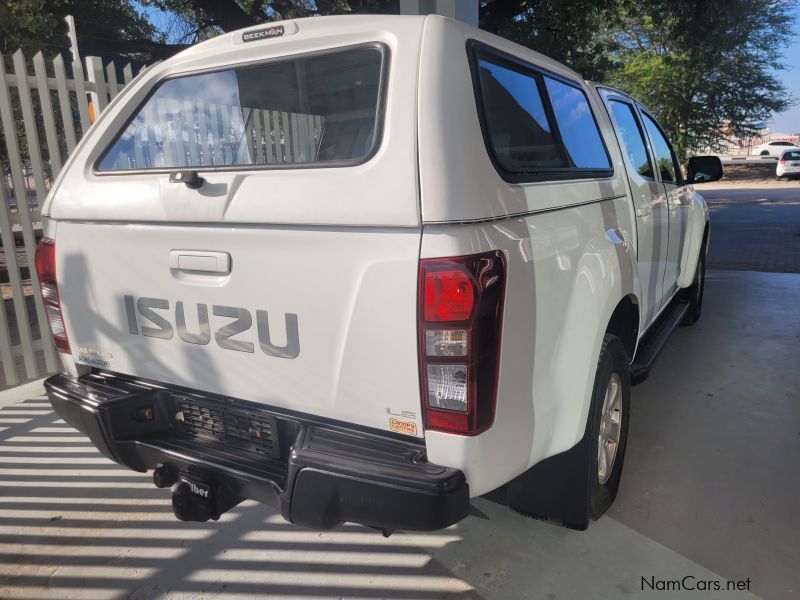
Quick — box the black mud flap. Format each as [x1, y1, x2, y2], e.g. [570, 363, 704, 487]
[486, 423, 592, 531]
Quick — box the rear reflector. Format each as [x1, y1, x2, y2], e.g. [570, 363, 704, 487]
[34, 238, 70, 354]
[418, 251, 506, 435]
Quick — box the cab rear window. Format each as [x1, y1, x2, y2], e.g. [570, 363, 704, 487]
[97, 45, 385, 172]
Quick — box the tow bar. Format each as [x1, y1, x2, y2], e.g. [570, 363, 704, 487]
[153, 463, 241, 522]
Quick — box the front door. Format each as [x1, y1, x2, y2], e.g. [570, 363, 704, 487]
[640, 110, 688, 302]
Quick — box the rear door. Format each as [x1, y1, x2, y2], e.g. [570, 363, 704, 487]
[599, 91, 668, 328]
[50, 36, 427, 437]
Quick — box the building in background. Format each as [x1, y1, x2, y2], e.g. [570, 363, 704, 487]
[698, 123, 799, 157]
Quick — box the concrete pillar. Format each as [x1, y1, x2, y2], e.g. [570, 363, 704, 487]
[399, 0, 478, 27]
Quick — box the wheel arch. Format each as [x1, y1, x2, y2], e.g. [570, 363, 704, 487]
[605, 294, 640, 362]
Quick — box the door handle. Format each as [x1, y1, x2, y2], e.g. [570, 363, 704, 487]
[169, 250, 231, 275]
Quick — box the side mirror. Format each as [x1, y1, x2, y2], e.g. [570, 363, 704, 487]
[686, 155, 723, 183]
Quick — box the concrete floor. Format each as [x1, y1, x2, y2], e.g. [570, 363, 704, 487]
[0, 269, 797, 599]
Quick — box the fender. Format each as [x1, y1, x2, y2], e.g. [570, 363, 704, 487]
[421, 199, 642, 496]
[503, 209, 642, 529]
[534, 202, 642, 463]
[677, 187, 710, 288]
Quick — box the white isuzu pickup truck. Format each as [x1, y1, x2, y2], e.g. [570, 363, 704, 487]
[38, 15, 722, 532]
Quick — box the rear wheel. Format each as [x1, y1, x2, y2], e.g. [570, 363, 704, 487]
[588, 335, 631, 520]
[680, 242, 706, 326]
[503, 334, 631, 528]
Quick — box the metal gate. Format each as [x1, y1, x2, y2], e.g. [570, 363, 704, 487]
[0, 50, 145, 388]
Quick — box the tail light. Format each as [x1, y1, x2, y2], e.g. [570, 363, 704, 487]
[418, 251, 506, 435]
[34, 238, 70, 354]
[779, 157, 785, 164]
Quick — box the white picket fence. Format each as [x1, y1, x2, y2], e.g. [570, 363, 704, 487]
[0, 49, 145, 388]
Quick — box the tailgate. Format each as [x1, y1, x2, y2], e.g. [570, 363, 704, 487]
[46, 23, 427, 437]
[56, 221, 424, 436]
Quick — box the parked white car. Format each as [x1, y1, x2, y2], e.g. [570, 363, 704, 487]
[38, 15, 720, 532]
[751, 140, 799, 157]
[777, 148, 800, 178]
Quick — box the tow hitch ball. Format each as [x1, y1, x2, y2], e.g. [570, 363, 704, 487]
[153, 464, 241, 522]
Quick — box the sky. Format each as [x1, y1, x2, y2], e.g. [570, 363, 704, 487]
[136, 3, 800, 135]
[768, 5, 800, 135]
[138, 4, 192, 45]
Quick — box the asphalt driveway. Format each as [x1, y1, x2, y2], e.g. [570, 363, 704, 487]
[698, 181, 800, 273]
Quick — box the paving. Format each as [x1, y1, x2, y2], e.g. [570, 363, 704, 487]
[697, 182, 800, 273]
[0, 184, 798, 599]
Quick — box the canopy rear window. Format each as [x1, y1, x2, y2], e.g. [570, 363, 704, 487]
[97, 44, 385, 172]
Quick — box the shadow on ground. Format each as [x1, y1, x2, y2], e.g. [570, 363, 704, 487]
[0, 400, 480, 599]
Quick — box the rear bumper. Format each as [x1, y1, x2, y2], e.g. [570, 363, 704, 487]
[44, 371, 469, 531]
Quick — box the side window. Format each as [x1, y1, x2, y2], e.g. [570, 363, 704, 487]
[476, 59, 564, 171]
[607, 100, 653, 179]
[544, 77, 611, 169]
[471, 48, 613, 180]
[642, 113, 680, 184]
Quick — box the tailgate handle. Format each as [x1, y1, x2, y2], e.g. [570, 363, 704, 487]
[169, 250, 231, 275]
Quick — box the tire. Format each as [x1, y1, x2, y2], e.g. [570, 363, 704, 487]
[588, 334, 631, 521]
[680, 242, 706, 326]
[760, 150, 769, 156]
[502, 333, 631, 528]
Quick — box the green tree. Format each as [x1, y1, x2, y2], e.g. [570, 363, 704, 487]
[607, 0, 794, 159]
[481, 0, 794, 160]
[0, 0, 164, 61]
[480, 0, 623, 82]
[141, 0, 399, 43]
